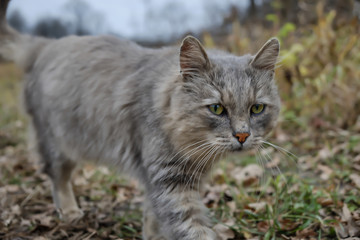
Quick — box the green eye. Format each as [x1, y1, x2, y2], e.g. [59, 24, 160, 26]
[251, 104, 265, 115]
[209, 104, 224, 115]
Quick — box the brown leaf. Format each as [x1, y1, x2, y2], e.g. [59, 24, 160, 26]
[6, 184, 20, 193]
[213, 223, 235, 240]
[350, 174, 360, 189]
[226, 201, 236, 215]
[257, 221, 270, 233]
[317, 197, 334, 207]
[317, 164, 333, 180]
[232, 164, 263, 187]
[33, 237, 48, 240]
[295, 227, 317, 238]
[336, 204, 360, 237]
[279, 218, 298, 231]
[318, 146, 332, 160]
[247, 202, 266, 213]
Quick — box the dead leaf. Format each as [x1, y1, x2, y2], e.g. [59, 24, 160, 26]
[232, 164, 263, 187]
[336, 204, 360, 238]
[33, 237, 48, 240]
[317, 164, 333, 180]
[279, 217, 298, 231]
[296, 227, 317, 238]
[257, 221, 270, 233]
[350, 174, 360, 189]
[317, 197, 334, 207]
[318, 146, 332, 160]
[226, 201, 236, 215]
[247, 202, 266, 213]
[213, 223, 235, 240]
[342, 204, 352, 222]
[6, 184, 20, 193]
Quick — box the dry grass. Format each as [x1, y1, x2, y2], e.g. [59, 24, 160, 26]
[1, 5, 360, 239]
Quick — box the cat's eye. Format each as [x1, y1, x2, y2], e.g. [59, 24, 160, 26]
[209, 104, 224, 115]
[251, 104, 265, 115]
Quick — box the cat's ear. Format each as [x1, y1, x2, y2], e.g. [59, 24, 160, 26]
[179, 36, 210, 79]
[250, 38, 280, 71]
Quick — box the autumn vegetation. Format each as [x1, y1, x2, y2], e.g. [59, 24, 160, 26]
[1, 1, 360, 239]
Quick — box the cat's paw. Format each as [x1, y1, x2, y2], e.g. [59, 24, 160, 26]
[58, 207, 84, 222]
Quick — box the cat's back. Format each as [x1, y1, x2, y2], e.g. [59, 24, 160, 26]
[26, 35, 162, 108]
[33, 34, 150, 76]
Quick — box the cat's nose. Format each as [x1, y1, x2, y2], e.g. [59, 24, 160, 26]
[234, 132, 250, 144]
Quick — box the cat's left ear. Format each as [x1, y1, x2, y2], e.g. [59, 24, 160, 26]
[180, 36, 210, 79]
[250, 38, 280, 71]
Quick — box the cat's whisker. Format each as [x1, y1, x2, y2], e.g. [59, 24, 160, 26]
[195, 145, 223, 193]
[260, 140, 300, 174]
[176, 142, 215, 175]
[210, 146, 226, 181]
[186, 143, 221, 193]
[182, 144, 216, 191]
[152, 142, 214, 186]
[259, 144, 279, 177]
[260, 140, 298, 161]
[259, 144, 289, 190]
[192, 147, 216, 195]
[187, 145, 217, 191]
[165, 141, 212, 174]
[255, 148, 267, 203]
[259, 145, 278, 177]
[164, 139, 209, 168]
[255, 147, 267, 190]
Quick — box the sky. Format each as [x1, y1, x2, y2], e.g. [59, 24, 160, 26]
[8, 0, 248, 42]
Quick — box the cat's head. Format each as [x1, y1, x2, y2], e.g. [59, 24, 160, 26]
[163, 36, 280, 161]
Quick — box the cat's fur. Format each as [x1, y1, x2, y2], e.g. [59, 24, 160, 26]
[0, 1, 280, 239]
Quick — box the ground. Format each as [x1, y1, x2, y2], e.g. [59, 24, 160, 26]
[1, 8, 360, 240]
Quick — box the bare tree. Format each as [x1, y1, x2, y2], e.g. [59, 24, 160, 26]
[7, 10, 26, 32]
[65, 0, 105, 35]
[33, 17, 69, 38]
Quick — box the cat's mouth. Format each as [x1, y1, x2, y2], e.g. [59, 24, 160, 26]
[230, 145, 244, 152]
[229, 142, 257, 152]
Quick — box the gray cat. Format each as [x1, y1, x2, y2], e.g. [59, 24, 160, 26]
[0, 1, 280, 239]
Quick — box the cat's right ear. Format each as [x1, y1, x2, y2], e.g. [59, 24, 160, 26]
[250, 38, 280, 71]
[179, 36, 210, 79]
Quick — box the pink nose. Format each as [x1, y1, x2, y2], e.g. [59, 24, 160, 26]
[235, 132, 250, 144]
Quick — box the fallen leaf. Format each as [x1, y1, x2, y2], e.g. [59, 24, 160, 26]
[350, 174, 360, 189]
[257, 221, 270, 233]
[232, 164, 263, 187]
[318, 146, 332, 160]
[336, 204, 360, 238]
[317, 197, 334, 207]
[213, 223, 235, 240]
[317, 164, 333, 180]
[247, 202, 266, 213]
[296, 227, 317, 238]
[33, 237, 48, 240]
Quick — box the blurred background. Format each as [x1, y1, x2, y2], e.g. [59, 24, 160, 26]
[1, 0, 360, 239]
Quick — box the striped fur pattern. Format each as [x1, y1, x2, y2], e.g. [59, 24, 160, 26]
[0, 1, 280, 239]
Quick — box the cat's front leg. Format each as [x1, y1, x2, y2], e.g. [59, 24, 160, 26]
[148, 185, 218, 240]
[143, 200, 166, 240]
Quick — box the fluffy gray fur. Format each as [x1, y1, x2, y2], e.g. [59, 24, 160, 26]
[0, 1, 280, 239]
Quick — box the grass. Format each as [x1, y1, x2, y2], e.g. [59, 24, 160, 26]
[1, 5, 360, 240]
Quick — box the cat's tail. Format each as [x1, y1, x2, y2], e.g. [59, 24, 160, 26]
[0, 0, 50, 71]
[0, 0, 19, 62]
